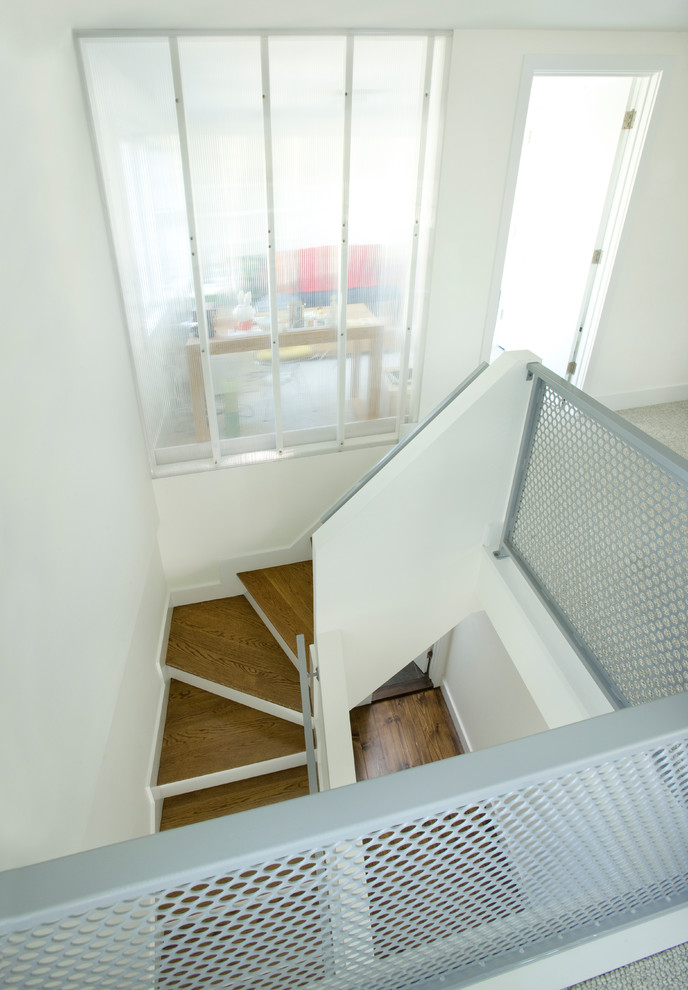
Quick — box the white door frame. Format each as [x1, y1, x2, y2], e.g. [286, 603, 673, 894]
[480, 54, 672, 388]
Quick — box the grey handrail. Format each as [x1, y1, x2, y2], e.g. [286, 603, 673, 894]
[321, 361, 489, 524]
[1, 692, 685, 929]
[297, 633, 318, 794]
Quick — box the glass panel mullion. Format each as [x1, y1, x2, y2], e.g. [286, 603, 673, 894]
[406, 35, 450, 424]
[261, 36, 284, 454]
[395, 36, 434, 436]
[336, 36, 355, 448]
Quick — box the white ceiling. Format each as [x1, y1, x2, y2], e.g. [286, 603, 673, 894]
[12, 0, 688, 36]
[337, 0, 688, 32]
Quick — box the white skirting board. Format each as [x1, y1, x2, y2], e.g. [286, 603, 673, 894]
[147, 602, 173, 834]
[593, 381, 688, 411]
[169, 534, 313, 607]
[440, 680, 474, 754]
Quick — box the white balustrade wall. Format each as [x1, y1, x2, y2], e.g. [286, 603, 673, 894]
[312, 352, 536, 714]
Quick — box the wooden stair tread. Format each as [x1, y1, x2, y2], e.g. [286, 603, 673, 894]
[160, 766, 310, 831]
[238, 561, 314, 657]
[165, 596, 302, 711]
[158, 681, 306, 785]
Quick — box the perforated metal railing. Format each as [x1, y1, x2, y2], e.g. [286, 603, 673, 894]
[497, 363, 688, 708]
[1, 694, 687, 990]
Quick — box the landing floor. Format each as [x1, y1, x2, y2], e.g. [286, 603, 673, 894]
[350, 688, 463, 782]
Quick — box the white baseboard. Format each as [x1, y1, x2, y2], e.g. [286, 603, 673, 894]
[440, 680, 474, 754]
[593, 381, 688, 412]
[170, 535, 313, 607]
[147, 600, 173, 833]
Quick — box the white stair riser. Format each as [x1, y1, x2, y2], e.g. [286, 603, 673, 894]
[163, 665, 304, 725]
[153, 751, 310, 800]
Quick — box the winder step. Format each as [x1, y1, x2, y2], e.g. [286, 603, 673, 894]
[157, 681, 306, 786]
[165, 595, 302, 712]
[238, 561, 314, 664]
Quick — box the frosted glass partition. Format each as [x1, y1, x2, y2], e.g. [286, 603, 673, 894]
[269, 36, 346, 445]
[179, 38, 276, 454]
[80, 38, 210, 465]
[346, 36, 427, 437]
[78, 32, 450, 473]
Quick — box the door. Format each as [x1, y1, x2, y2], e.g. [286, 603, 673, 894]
[489, 69, 662, 385]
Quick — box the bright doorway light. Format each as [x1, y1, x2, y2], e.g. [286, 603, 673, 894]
[489, 68, 662, 384]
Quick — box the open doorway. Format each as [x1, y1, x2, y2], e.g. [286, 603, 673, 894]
[485, 61, 664, 386]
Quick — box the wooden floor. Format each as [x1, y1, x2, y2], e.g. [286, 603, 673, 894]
[238, 561, 314, 657]
[165, 595, 302, 711]
[350, 688, 462, 781]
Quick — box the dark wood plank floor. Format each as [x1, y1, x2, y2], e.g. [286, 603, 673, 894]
[238, 561, 314, 656]
[160, 766, 310, 831]
[165, 595, 302, 711]
[158, 681, 306, 785]
[350, 688, 462, 781]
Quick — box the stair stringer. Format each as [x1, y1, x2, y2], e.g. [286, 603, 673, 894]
[240, 586, 300, 668]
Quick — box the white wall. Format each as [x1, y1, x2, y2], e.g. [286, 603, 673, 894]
[313, 354, 534, 708]
[82, 552, 168, 852]
[154, 445, 390, 596]
[0, 14, 167, 869]
[441, 611, 548, 752]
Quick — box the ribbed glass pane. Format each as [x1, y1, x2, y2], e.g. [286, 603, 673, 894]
[346, 37, 426, 438]
[80, 38, 210, 463]
[179, 38, 276, 452]
[406, 36, 447, 424]
[268, 36, 346, 445]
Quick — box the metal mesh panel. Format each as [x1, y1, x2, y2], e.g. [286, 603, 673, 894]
[567, 939, 688, 989]
[506, 378, 688, 706]
[2, 735, 687, 989]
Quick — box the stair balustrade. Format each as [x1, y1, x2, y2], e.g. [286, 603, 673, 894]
[3, 353, 687, 988]
[1, 694, 686, 989]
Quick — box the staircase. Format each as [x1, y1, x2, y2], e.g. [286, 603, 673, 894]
[156, 562, 314, 830]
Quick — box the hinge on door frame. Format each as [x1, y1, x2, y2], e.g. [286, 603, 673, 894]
[622, 109, 637, 130]
[592, 248, 603, 265]
[566, 360, 577, 376]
